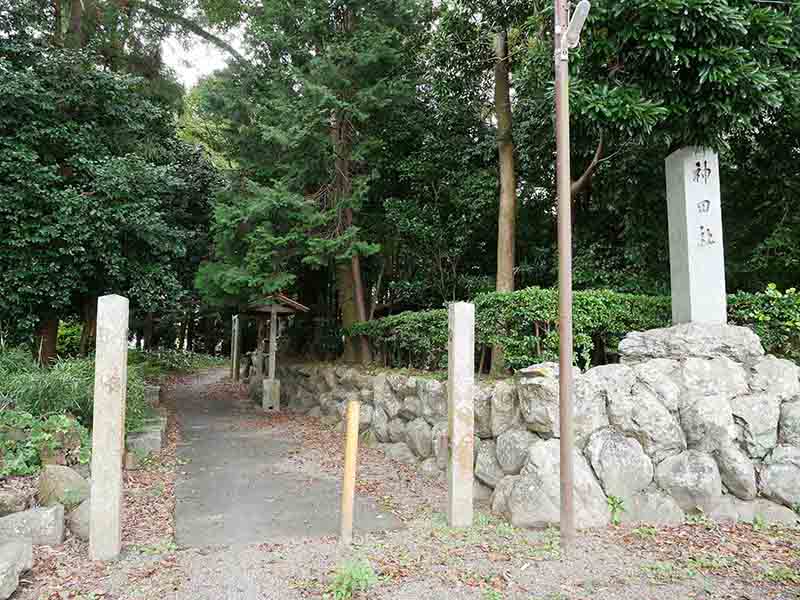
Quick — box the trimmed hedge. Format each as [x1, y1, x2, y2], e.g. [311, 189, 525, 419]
[349, 286, 800, 371]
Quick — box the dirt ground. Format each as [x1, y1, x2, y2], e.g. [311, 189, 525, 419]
[10, 374, 800, 600]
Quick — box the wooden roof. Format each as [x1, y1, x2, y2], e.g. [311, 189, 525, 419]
[245, 293, 310, 315]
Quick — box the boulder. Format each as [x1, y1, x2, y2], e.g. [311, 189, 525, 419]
[607, 383, 686, 463]
[386, 373, 417, 398]
[0, 540, 33, 600]
[37, 465, 89, 510]
[679, 356, 748, 402]
[490, 475, 519, 516]
[374, 375, 402, 420]
[519, 365, 613, 446]
[387, 418, 406, 444]
[495, 429, 538, 475]
[518, 376, 558, 436]
[431, 421, 449, 470]
[584, 429, 653, 500]
[399, 395, 423, 420]
[680, 394, 735, 453]
[406, 418, 433, 458]
[382, 442, 418, 466]
[619, 322, 764, 365]
[655, 451, 722, 513]
[474, 440, 504, 489]
[248, 373, 264, 402]
[714, 442, 756, 500]
[0, 491, 27, 518]
[620, 490, 684, 525]
[709, 496, 797, 526]
[358, 404, 374, 433]
[750, 355, 800, 401]
[419, 458, 441, 479]
[509, 439, 609, 529]
[371, 407, 390, 442]
[779, 400, 800, 446]
[473, 384, 493, 438]
[417, 378, 447, 425]
[730, 393, 780, 458]
[518, 362, 579, 380]
[632, 359, 681, 412]
[571, 366, 615, 446]
[759, 445, 800, 508]
[490, 381, 520, 437]
[0, 505, 64, 545]
[474, 479, 493, 502]
[66, 499, 90, 541]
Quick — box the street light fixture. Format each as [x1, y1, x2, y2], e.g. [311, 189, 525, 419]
[554, 0, 590, 554]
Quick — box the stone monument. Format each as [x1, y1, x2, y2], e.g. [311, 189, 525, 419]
[665, 147, 727, 324]
[89, 294, 128, 560]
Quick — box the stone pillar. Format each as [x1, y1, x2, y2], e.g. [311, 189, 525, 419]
[447, 302, 474, 527]
[666, 147, 727, 324]
[89, 294, 128, 561]
[231, 314, 241, 382]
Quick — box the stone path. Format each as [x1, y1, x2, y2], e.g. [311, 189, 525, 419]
[174, 370, 401, 547]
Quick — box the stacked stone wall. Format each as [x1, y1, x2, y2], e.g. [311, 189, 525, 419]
[279, 323, 800, 527]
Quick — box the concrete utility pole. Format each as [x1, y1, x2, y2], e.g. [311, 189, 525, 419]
[554, 0, 590, 554]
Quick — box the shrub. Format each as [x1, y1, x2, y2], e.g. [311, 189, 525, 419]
[351, 285, 800, 371]
[350, 287, 671, 371]
[56, 321, 83, 357]
[0, 409, 90, 477]
[326, 559, 377, 600]
[728, 284, 800, 363]
[0, 350, 149, 432]
[128, 349, 226, 382]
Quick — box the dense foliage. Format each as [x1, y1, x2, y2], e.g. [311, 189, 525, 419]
[350, 287, 800, 371]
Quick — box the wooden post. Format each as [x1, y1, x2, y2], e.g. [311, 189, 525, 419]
[340, 398, 360, 545]
[231, 314, 241, 382]
[268, 305, 277, 380]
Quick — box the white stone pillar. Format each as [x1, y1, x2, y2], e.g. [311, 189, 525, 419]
[447, 302, 474, 527]
[666, 147, 727, 324]
[89, 294, 128, 561]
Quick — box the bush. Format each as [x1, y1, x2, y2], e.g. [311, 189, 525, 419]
[729, 284, 800, 362]
[128, 349, 226, 382]
[0, 349, 149, 432]
[0, 409, 90, 477]
[351, 285, 800, 371]
[350, 287, 671, 371]
[56, 321, 83, 357]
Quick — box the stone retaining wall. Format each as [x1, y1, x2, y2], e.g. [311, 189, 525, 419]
[279, 323, 800, 528]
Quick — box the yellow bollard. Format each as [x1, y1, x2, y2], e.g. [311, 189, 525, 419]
[340, 398, 360, 545]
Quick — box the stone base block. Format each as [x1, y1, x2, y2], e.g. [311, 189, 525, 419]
[126, 412, 167, 455]
[263, 379, 281, 412]
[0, 505, 64, 546]
[0, 540, 33, 600]
[144, 385, 161, 407]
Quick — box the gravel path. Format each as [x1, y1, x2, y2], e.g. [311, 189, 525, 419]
[14, 372, 800, 599]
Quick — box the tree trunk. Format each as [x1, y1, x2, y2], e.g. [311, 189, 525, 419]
[186, 314, 195, 352]
[492, 29, 517, 375]
[143, 312, 154, 350]
[35, 318, 59, 366]
[332, 107, 372, 364]
[78, 297, 97, 356]
[67, 0, 82, 48]
[337, 262, 360, 363]
[54, 0, 63, 45]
